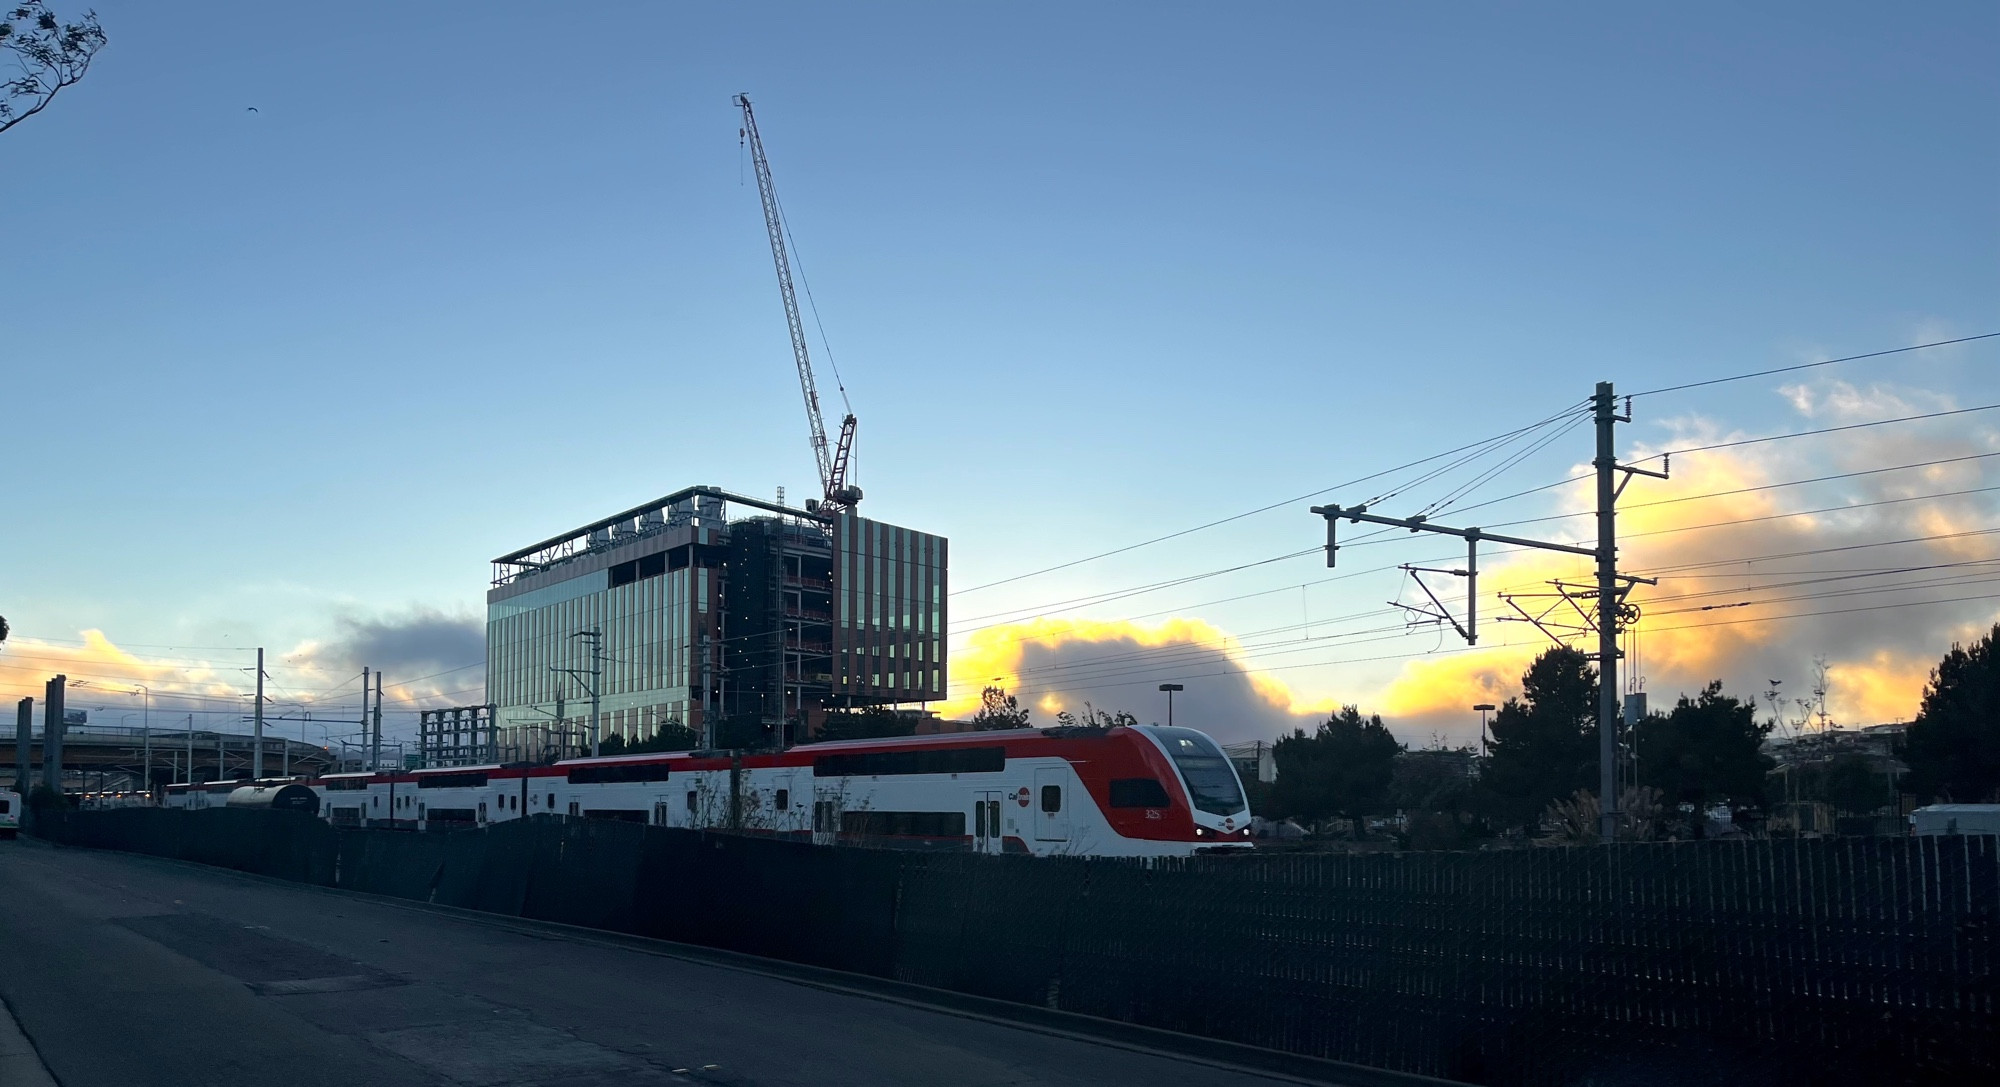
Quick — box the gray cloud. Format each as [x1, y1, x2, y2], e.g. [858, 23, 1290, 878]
[1006, 636, 1328, 746]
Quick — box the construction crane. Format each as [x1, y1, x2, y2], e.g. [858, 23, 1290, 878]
[735, 93, 861, 518]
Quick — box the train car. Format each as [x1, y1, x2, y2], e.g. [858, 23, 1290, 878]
[538, 724, 1253, 857]
[288, 724, 1252, 858]
[226, 782, 321, 814]
[0, 788, 19, 839]
[310, 771, 419, 829]
[164, 779, 251, 811]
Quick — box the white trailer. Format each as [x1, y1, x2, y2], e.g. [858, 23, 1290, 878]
[1908, 804, 2000, 836]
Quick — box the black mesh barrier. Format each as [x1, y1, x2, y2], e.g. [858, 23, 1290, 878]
[31, 810, 1998, 1087]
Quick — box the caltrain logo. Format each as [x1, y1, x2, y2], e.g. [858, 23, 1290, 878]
[1223, 817, 1235, 831]
[1015, 787, 1030, 807]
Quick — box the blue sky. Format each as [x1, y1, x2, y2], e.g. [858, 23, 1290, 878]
[4, 2, 1996, 745]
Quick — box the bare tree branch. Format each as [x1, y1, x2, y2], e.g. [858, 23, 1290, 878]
[0, 2, 107, 136]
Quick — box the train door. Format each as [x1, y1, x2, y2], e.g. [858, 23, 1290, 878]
[973, 790, 1005, 854]
[811, 790, 837, 847]
[1032, 767, 1070, 843]
[770, 773, 797, 835]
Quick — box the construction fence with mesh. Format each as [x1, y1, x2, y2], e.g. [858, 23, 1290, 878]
[29, 809, 1996, 1087]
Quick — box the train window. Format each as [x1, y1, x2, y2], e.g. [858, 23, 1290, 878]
[842, 811, 966, 838]
[1040, 785, 1062, 813]
[418, 772, 488, 789]
[686, 791, 697, 813]
[774, 789, 790, 811]
[548, 793, 555, 809]
[812, 746, 1005, 778]
[373, 796, 379, 809]
[1110, 778, 1171, 808]
[567, 763, 671, 784]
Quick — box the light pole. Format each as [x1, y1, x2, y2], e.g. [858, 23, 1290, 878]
[1474, 703, 1496, 758]
[1159, 683, 1184, 727]
[135, 684, 150, 795]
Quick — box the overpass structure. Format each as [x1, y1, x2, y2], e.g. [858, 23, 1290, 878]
[3, 724, 333, 793]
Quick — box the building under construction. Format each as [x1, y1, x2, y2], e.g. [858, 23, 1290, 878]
[485, 486, 946, 754]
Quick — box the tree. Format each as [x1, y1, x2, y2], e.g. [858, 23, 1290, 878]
[1823, 754, 1888, 816]
[1478, 646, 1597, 832]
[970, 686, 1031, 730]
[1635, 681, 1773, 810]
[1269, 706, 1403, 829]
[817, 705, 917, 742]
[596, 720, 699, 757]
[713, 713, 775, 750]
[1390, 745, 1478, 814]
[1053, 703, 1136, 729]
[1902, 623, 2000, 802]
[1, 2, 107, 136]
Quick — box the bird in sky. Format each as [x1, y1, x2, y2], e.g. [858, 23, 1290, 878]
[246, 106, 258, 112]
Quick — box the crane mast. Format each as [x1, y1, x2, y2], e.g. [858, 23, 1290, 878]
[735, 93, 861, 517]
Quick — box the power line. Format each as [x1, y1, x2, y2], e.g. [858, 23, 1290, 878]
[1475, 451, 2000, 532]
[952, 548, 1322, 627]
[952, 398, 1590, 596]
[1633, 526, 2000, 576]
[1630, 402, 2000, 467]
[1630, 333, 2000, 398]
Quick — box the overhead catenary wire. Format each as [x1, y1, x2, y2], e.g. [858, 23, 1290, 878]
[952, 398, 1592, 596]
[1628, 333, 2000, 398]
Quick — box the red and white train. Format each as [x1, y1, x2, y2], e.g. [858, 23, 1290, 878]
[165, 725, 1253, 857]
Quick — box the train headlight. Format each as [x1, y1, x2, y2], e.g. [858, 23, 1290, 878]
[1194, 827, 1206, 836]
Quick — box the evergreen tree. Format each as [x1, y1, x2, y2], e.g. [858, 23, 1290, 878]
[1902, 623, 2000, 802]
[1634, 681, 1772, 810]
[1479, 647, 1597, 831]
[1270, 706, 1403, 828]
[817, 705, 918, 742]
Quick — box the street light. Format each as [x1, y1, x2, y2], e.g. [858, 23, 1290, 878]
[1474, 703, 1496, 757]
[1159, 683, 1184, 727]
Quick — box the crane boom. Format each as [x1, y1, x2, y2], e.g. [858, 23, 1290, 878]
[735, 93, 860, 516]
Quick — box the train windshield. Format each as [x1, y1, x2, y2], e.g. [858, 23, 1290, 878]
[1150, 728, 1246, 816]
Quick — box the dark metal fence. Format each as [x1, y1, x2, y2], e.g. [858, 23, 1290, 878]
[33, 810, 1996, 1087]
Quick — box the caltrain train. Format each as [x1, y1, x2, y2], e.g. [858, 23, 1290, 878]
[165, 725, 1253, 858]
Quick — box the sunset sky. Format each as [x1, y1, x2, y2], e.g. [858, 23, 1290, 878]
[4, 2, 1996, 752]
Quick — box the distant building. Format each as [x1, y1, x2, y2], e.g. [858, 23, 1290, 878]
[486, 486, 945, 755]
[1224, 740, 1278, 784]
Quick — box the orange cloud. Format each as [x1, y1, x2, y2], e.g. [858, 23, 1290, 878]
[942, 616, 1336, 722]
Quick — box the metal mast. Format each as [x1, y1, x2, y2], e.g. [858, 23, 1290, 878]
[735, 93, 861, 517]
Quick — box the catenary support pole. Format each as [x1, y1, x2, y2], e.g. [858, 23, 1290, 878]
[1594, 382, 1621, 841]
[184, 714, 193, 785]
[253, 647, 265, 779]
[371, 671, 383, 772]
[360, 667, 369, 768]
[43, 675, 65, 795]
[14, 697, 30, 793]
[588, 628, 603, 757]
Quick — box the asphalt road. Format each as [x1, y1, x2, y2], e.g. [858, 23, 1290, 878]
[0, 839, 1318, 1087]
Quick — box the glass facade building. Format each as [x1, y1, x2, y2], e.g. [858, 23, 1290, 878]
[485, 489, 945, 754]
[832, 515, 946, 703]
